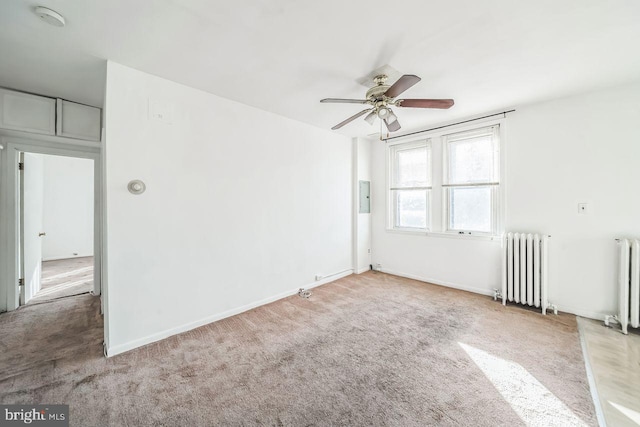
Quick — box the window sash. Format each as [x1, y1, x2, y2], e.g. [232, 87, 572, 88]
[443, 125, 500, 186]
[390, 140, 431, 189]
[392, 189, 430, 230]
[445, 185, 498, 234]
[441, 182, 498, 188]
[389, 140, 431, 231]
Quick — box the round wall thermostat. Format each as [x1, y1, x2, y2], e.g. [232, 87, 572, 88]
[127, 180, 146, 195]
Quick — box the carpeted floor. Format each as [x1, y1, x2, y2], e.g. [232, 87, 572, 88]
[0, 272, 597, 426]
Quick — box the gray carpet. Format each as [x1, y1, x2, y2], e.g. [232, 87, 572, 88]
[0, 272, 597, 426]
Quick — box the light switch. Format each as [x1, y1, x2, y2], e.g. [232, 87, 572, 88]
[578, 203, 588, 215]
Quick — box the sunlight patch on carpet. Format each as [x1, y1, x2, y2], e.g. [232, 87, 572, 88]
[459, 342, 588, 427]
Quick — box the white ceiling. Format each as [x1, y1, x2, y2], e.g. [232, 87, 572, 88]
[1, 0, 639, 137]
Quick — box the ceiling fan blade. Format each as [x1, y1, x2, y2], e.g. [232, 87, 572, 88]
[384, 75, 421, 98]
[396, 99, 455, 109]
[384, 117, 401, 132]
[321, 98, 370, 104]
[331, 109, 373, 130]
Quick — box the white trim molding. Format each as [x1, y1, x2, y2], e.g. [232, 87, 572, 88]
[106, 269, 353, 357]
[0, 134, 103, 314]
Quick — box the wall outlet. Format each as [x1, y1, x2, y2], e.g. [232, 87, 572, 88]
[367, 248, 371, 254]
[315, 274, 323, 281]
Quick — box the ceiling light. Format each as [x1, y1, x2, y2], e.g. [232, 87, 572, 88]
[34, 6, 66, 27]
[377, 107, 389, 119]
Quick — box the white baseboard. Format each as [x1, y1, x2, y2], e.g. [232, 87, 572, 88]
[379, 268, 607, 321]
[554, 305, 606, 321]
[379, 268, 496, 297]
[356, 267, 370, 274]
[42, 254, 93, 262]
[106, 269, 353, 357]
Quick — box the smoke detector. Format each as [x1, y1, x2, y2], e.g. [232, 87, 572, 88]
[34, 6, 66, 27]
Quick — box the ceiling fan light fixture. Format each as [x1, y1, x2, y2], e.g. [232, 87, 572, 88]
[377, 107, 390, 119]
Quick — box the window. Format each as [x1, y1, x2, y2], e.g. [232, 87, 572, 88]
[389, 141, 431, 230]
[387, 123, 501, 236]
[443, 126, 500, 234]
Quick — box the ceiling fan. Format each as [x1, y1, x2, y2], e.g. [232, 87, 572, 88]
[320, 74, 454, 132]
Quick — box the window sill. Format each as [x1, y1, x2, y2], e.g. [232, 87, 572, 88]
[386, 228, 502, 242]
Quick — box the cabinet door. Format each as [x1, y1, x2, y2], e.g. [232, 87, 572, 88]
[56, 99, 101, 141]
[0, 88, 56, 135]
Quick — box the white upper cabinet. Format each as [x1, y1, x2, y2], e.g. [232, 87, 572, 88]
[0, 88, 56, 135]
[56, 99, 101, 141]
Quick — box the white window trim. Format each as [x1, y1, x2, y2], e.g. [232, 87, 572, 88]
[386, 118, 506, 239]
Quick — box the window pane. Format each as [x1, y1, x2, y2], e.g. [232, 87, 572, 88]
[449, 187, 492, 232]
[395, 189, 427, 229]
[448, 135, 495, 184]
[395, 146, 429, 187]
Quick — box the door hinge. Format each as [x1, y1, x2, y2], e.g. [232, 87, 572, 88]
[18, 162, 24, 170]
[18, 278, 24, 287]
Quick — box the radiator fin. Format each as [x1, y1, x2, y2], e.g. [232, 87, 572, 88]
[502, 232, 549, 314]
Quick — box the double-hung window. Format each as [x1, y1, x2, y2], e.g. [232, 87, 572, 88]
[387, 123, 501, 236]
[443, 126, 500, 235]
[389, 140, 431, 230]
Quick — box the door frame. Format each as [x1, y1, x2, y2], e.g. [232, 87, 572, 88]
[0, 135, 102, 312]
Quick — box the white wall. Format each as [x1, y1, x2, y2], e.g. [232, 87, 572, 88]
[371, 82, 640, 319]
[354, 137, 372, 274]
[104, 62, 352, 355]
[42, 155, 94, 260]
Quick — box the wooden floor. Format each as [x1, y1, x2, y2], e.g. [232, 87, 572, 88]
[578, 317, 640, 427]
[29, 256, 93, 303]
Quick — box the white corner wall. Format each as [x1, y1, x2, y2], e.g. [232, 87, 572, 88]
[353, 137, 372, 274]
[371, 81, 640, 319]
[42, 155, 94, 261]
[104, 62, 352, 355]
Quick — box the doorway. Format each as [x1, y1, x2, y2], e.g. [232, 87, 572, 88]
[18, 153, 95, 306]
[0, 137, 102, 313]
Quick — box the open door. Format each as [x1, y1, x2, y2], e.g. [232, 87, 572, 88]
[19, 152, 45, 305]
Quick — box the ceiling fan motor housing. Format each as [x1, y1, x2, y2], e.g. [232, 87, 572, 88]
[366, 85, 390, 100]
